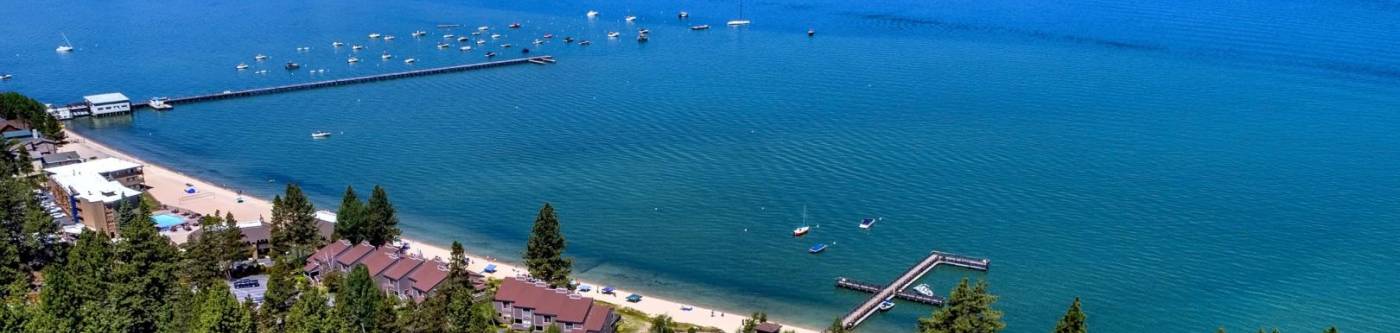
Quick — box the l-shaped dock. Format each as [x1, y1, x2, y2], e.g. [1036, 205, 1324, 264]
[836, 251, 990, 329]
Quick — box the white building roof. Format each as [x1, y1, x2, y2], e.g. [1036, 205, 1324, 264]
[44, 157, 141, 176]
[84, 93, 130, 105]
[45, 158, 143, 204]
[315, 210, 337, 223]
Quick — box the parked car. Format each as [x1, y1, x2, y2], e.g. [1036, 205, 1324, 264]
[233, 279, 260, 289]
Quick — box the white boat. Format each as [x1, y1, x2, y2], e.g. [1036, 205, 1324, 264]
[0, 74, 11, 81]
[443, 34, 455, 39]
[508, 23, 522, 29]
[148, 97, 173, 110]
[471, 31, 482, 36]
[235, 63, 249, 70]
[332, 41, 345, 47]
[607, 32, 621, 38]
[500, 43, 512, 48]
[793, 206, 811, 237]
[727, 19, 751, 26]
[625, 15, 637, 22]
[347, 57, 360, 63]
[56, 33, 74, 53]
[477, 26, 490, 31]
[351, 44, 365, 50]
[532, 39, 545, 45]
[457, 36, 470, 42]
[490, 34, 501, 39]
[311, 131, 332, 139]
[859, 217, 878, 229]
[459, 46, 472, 51]
[437, 42, 450, 49]
[878, 300, 895, 311]
[254, 54, 269, 61]
[691, 25, 711, 30]
[679, 11, 690, 18]
[368, 33, 382, 39]
[411, 30, 427, 37]
[913, 284, 935, 297]
[476, 40, 486, 45]
[586, 10, 599, 18]
[383, 35, 396, 40]
[380, 51, 393, 60]
[403, 58, 416, 64]
[727, 0, 751, 26]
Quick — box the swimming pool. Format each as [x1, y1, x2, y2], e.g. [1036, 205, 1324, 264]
[151, 213, 184, 229]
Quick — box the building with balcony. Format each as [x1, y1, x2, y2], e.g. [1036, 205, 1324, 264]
[44, 157, 145, 236]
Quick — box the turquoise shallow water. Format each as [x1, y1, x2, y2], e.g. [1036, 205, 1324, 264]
[6, 0, 1400, 331]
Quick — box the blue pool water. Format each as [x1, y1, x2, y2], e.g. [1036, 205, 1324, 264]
[151, 213, 184, 229]
[5, 0, 1400, 331]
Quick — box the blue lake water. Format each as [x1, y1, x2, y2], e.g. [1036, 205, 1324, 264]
[5, 0, 1400, 331]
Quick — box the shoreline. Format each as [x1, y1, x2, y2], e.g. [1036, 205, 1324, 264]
[59, 129, 819, 333]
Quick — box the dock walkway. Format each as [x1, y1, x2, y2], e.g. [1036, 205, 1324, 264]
[134, 56, 554, 109]
[837, 250, 989, 329]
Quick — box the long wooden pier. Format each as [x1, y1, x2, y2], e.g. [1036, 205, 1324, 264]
[134, 56, 555, 109]
[837, 251, 990, 329]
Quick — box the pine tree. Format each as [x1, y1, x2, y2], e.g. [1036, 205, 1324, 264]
[220, 212, 251, 274]
[105, 201, 181, 332]
[826, 318, 850, 333]
[193, 283, 255, 333]
[441, 241, 478, 332]
[335, 186, 365, 244]
[336, 265, 384, 333]
[1052, 297, 1086, 333]
[363, 186, 399, 247]
[259, 258, 298, 333]
[524, 203, 572, 288]
[917, 278, 1004, 333]
[650, 314, 676, 333]
[158, 283, 199, 333]
[286, 279, 340, 333]
[24, 263, 78, 332]
[271, 184, 321, 261]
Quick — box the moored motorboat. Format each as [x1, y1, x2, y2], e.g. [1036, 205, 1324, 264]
[332, 41, 345, 47]
[443, 34, 455, 39]
[380, 51, 392, 60]
[542, 34, 554, 39]
[484, 51, 496, 58]
[637, 34, 648, 42]
[625, 15, 637, 22]
[437, 42, 450, 49]
[347, 57, 359, 63]
[311, 131, 332, 139]
[403, 58, 416, 64]
[477, 25, 489, 31]
[368, 33, 382, 39]
[691, 25, 710, 30]
[411, 30, 427, 37]
[457, 36, 470, 42]
[383, 35, 396, 40]
[607, 32, 620, 38]
[727, 19, 751, 26]
[913, 284, 935, 297]
[254, 54, 269, 61]
[351, 44, 365, 50]
[500, 43, 512, 48]
[578, 40, 592, 46]
[638, 28, 650, 34]
[563, 36, 575, 43]
[859, 217, 878, 229]
[0, 74, 11, 81]
[508, 22, 521, 29]
[678, 11, 689, 18]
[235, 63, 249, 70]
[490, 33, 501, 39]
[476, 40, 486, 45]
[284, 62, 300, 70]
[459, 46, 472, 51]
[808, 29, 816, 37]
[532, 39, 545, 45]
[586, 10, 599, 18]
[878, 300, 895, 311]
[808, 243, 828, 254]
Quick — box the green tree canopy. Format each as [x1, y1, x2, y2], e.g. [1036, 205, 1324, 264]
[193, 283, 255, 333]
[363, 185, 399, 247]
[917, 278, 1004, 333]
[334, 186, 365, 244]
[524, 203, 572, 288]
[336, 265, 384, 333]
[1052, 297, 1086, 333]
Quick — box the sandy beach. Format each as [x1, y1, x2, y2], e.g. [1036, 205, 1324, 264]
[59, 129, 817, 333]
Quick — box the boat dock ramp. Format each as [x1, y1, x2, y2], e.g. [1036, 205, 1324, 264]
[836, 250, 990, 329]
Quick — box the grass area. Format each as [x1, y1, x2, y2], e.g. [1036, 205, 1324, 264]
[600, 301, 725, 333]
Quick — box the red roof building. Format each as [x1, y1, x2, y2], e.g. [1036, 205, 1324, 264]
[302, 241, 477, 302]
[493, 277, 619, 333]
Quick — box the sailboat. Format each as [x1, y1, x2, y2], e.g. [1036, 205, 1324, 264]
[56, 33, 75, 53]
[727, 0, 751, 26]
[792, 206, 811, 237]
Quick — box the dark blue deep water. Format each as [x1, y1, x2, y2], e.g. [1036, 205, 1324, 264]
[5, 0, 1400, 331]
